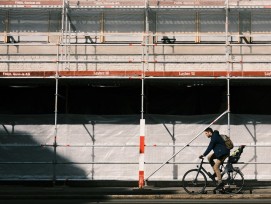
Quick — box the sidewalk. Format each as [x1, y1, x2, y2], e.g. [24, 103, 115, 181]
[0, 181, 271, 199]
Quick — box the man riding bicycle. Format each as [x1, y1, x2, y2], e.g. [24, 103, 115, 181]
[199, 127, 230, 189]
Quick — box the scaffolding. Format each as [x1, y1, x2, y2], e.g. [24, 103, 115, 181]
[1, 1, 271, 77]
[0, 0, 271, 184]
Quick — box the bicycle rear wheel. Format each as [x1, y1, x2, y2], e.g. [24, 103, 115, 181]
[182, 169, 207, 194]
[222, 168, 244, 194]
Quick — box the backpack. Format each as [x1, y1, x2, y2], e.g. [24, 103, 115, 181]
[220, 134, 234, 150]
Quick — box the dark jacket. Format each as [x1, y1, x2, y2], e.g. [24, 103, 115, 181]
[203, 130, 230, 159]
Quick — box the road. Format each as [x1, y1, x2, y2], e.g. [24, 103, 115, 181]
[1, 183, 271, 204]
[1, 199, 271, 204]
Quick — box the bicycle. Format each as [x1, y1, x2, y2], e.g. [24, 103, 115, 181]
[182, 156, 245, 194]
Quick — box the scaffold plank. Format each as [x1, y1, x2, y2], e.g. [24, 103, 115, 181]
[1, 71, 271, 78]
[69, 0, 145, 7]
[1, 0, 269, 8]
[0, 0, 62, 7]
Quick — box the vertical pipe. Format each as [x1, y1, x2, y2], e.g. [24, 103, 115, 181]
[139, 0, 148, 188]
[48, 11, 51, 43]
[142, 0, 149, 119]
[225, 0, 231, 136]
[249, 11, 252, 43]
[139, 119, 145, 188]
[172, 122, 177, 179]
[91, 121, 95, 180]
[65, 0, 68, 69]
[4, 11, 7, 43]
[68, 21, 71, 70]
[225, 0, 229, 71]
[101, 12, 104, 43]
[196, 11, 199, 43]
[155, 12, 157, 43]
[5, 11, 10, 71]
[238, 11, 240, 43]
[53, 23, 61, 185]
[61, 0, 65, 69]
[141, 39, 145, 118]
[227, 78, 230, 136]
[141, 70, 144, 119]
[253, 121, 257, 180]
[145, 1, 149, 73]
[53, 66, 59, 184]
[52, 0, 65, 184]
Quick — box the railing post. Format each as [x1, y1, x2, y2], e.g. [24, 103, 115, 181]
[139, 119, 145, 188]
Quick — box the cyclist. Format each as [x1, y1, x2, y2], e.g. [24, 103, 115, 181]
[199, 127, 230, 189]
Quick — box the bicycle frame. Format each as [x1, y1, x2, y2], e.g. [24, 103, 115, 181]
[196, 158, 217, 183]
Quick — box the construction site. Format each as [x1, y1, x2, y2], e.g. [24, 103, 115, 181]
[0, 0, 271, 187]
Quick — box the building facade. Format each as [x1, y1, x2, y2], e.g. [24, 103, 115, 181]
[0, 0, 271, 184]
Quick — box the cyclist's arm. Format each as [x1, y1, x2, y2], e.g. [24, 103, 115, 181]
[203, 137, 215, 156]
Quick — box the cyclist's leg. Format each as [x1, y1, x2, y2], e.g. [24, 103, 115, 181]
[214, 155, 228, 186]
[207, 153, 215, 167]
[214, 161, 222, 181]
[207, 153, 217, 179]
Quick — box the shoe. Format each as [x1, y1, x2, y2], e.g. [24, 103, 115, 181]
[215, 182, 225, 190]
[210, 174, 216, 180]
[207, 172, 215, 180]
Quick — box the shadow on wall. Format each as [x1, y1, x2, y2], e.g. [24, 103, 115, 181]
[0, 115, 88, 181]
[0, 114, 141, 181]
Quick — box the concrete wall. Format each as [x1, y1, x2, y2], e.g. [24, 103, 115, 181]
[0, 44, 270, 72]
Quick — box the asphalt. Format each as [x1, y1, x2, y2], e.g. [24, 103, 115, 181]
[0, 181, 271, 200]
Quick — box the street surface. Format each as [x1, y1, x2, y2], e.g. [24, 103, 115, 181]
[1, 199, 271, 204]
[1, 182, 271, 204]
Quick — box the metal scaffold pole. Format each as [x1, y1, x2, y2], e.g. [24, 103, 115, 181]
[65, 0, 69, 70]
[138, 0, 149, 189]
[52, 0, 66, 184]
[53, 64, 59, 184]
[60, 0, 66, 70]
[225, 0, 231, 136]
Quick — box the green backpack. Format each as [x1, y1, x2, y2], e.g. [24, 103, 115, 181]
[220, 134, 234, 150]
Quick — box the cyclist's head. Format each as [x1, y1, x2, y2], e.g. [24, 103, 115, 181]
[204, 127, 213, 138]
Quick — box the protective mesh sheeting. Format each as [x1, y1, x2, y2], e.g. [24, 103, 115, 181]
[68, 9, 101, 33]
[1, 8, 271, 43]
[1, 9, 61, 42]
[0, 114, 270, 180]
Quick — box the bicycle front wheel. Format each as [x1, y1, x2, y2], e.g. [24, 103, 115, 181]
[222, 168, 244, 194]
[182, 169, 207, 194]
